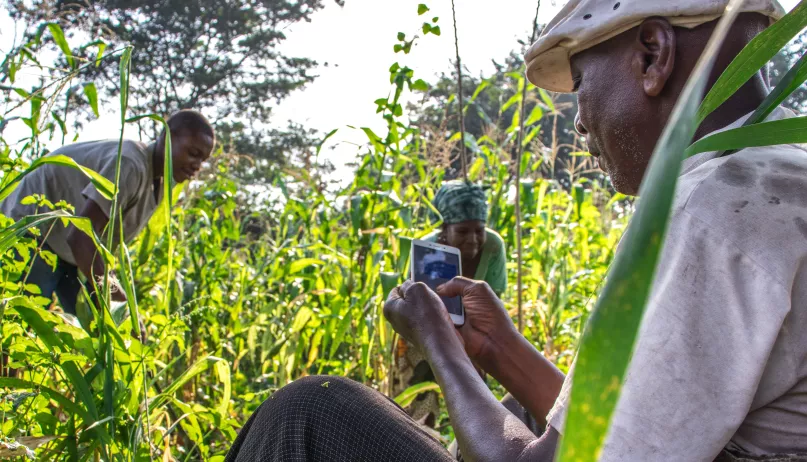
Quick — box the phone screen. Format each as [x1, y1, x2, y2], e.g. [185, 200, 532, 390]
[412, 244, 462, 315]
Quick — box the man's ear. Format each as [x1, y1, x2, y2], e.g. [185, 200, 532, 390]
[633, 18, 676, 97]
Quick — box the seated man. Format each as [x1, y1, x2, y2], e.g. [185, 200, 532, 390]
[2, 110, 215, 315]
[225, 0, 807, 460]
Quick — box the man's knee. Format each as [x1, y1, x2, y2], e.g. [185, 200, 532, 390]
[282, 375, 354, 391]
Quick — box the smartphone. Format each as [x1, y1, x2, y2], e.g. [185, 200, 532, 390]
[410, 239, 465, 326]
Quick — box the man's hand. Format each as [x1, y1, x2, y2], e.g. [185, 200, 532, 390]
[109, 276, 128, 302]
[383, 280, 461, 351]
[437, 278, 517, 365]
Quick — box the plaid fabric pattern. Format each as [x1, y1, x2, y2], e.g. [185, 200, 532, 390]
[226, 375, 454, 462]
[432, 181, 488, 225]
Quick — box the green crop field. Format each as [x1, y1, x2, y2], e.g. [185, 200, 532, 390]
[1, 0, 805, 460]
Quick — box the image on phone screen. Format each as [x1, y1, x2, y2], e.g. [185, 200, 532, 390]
[412, 244, 462, 316]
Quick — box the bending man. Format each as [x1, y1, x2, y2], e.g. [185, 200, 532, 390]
[2, 110, 215, 315]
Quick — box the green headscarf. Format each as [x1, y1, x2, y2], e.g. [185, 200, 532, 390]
[433, 180, 488, 225]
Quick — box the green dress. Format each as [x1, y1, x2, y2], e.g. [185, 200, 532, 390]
[392, 228, 507, 428]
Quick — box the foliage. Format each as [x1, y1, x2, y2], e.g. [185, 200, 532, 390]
[408, 51, 592, 190]
[0, 6, 628, 459]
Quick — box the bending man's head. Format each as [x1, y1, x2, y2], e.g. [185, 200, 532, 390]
[157, 110, 216, 183]
[526, 0, 784, 195]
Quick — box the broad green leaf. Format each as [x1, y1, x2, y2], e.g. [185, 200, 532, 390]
[470, 79, 490, 103]
[289, 258, 324, 274]
[501, 92, 521, 113]
[11, 303, 101, 425]
[396, 236, 412, 274]
[557, 2, 746, 460]
[418, 4, 429, 15]
[731, 51, 807, 136]
[0, 212, 112, 264]
[525, 104, 544, 126]
[118, 240, 141, 338]
[411, 79, 429, 92]
[152, 356, 225, 411]
[214, 360, 232, 417]
[380, 272, 400, 300]
[394, 381, 440, 408]
[83, 83, 99, 117]
[0, 155, 116, 203]
[538, 89, 556, 113]
[290, 306, 313, 333]
[522, 125, 542, 147]
[696, 0, 807, 124]
[0, 378, 90, 422]
[685, 116, 807, 157]
[47, 23, 74, 69]
[94, 42, 106, 66]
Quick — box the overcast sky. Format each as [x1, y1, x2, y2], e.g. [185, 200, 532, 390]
[0, 0, 801, 183]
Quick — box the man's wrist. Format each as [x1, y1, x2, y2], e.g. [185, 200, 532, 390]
[476, 324, 522, 375]
[420, 318, 463, 359]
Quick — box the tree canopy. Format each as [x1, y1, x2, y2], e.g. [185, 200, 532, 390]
[4, 0, 343, 178]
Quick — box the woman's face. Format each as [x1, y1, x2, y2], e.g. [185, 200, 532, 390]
[443, 220, 486, 260]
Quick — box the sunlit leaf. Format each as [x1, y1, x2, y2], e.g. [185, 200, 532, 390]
[685, 116, 807, 156]
[696, 0, 807, 124]
[83, 83, 99, 117]
[394, 381, 440, 408]
[0, 155, 116, 203]
[47, 23, 74, 69]
[289, 258, 325, 274]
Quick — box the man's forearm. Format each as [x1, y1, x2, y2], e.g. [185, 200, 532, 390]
[423, 326, 549, 462]
[68, 230, 105, 284]
[477, 330, 565, 428]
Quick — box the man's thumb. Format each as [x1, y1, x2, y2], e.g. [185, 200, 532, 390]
[436, 276, 474, 297]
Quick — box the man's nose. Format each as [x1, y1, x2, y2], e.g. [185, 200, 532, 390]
[574, 112, 588, 136]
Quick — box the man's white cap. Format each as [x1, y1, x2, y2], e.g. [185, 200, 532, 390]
[526, 0, 786, 93]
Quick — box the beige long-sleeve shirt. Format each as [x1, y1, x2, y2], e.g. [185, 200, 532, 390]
[1, 140, 162, 265]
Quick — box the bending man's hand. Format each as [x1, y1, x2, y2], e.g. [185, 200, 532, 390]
[436, 277, 517, 364]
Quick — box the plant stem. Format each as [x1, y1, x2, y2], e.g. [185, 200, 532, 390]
[516, 0, 541, 333]
[450, 0, 468, 181]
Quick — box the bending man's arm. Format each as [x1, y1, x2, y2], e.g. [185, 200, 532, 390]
[65, 198, 126, 302]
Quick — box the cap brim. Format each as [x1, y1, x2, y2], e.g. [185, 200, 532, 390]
[526, 46, 575, 94]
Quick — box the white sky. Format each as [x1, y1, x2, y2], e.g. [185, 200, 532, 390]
[0, 0, 801, 185]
